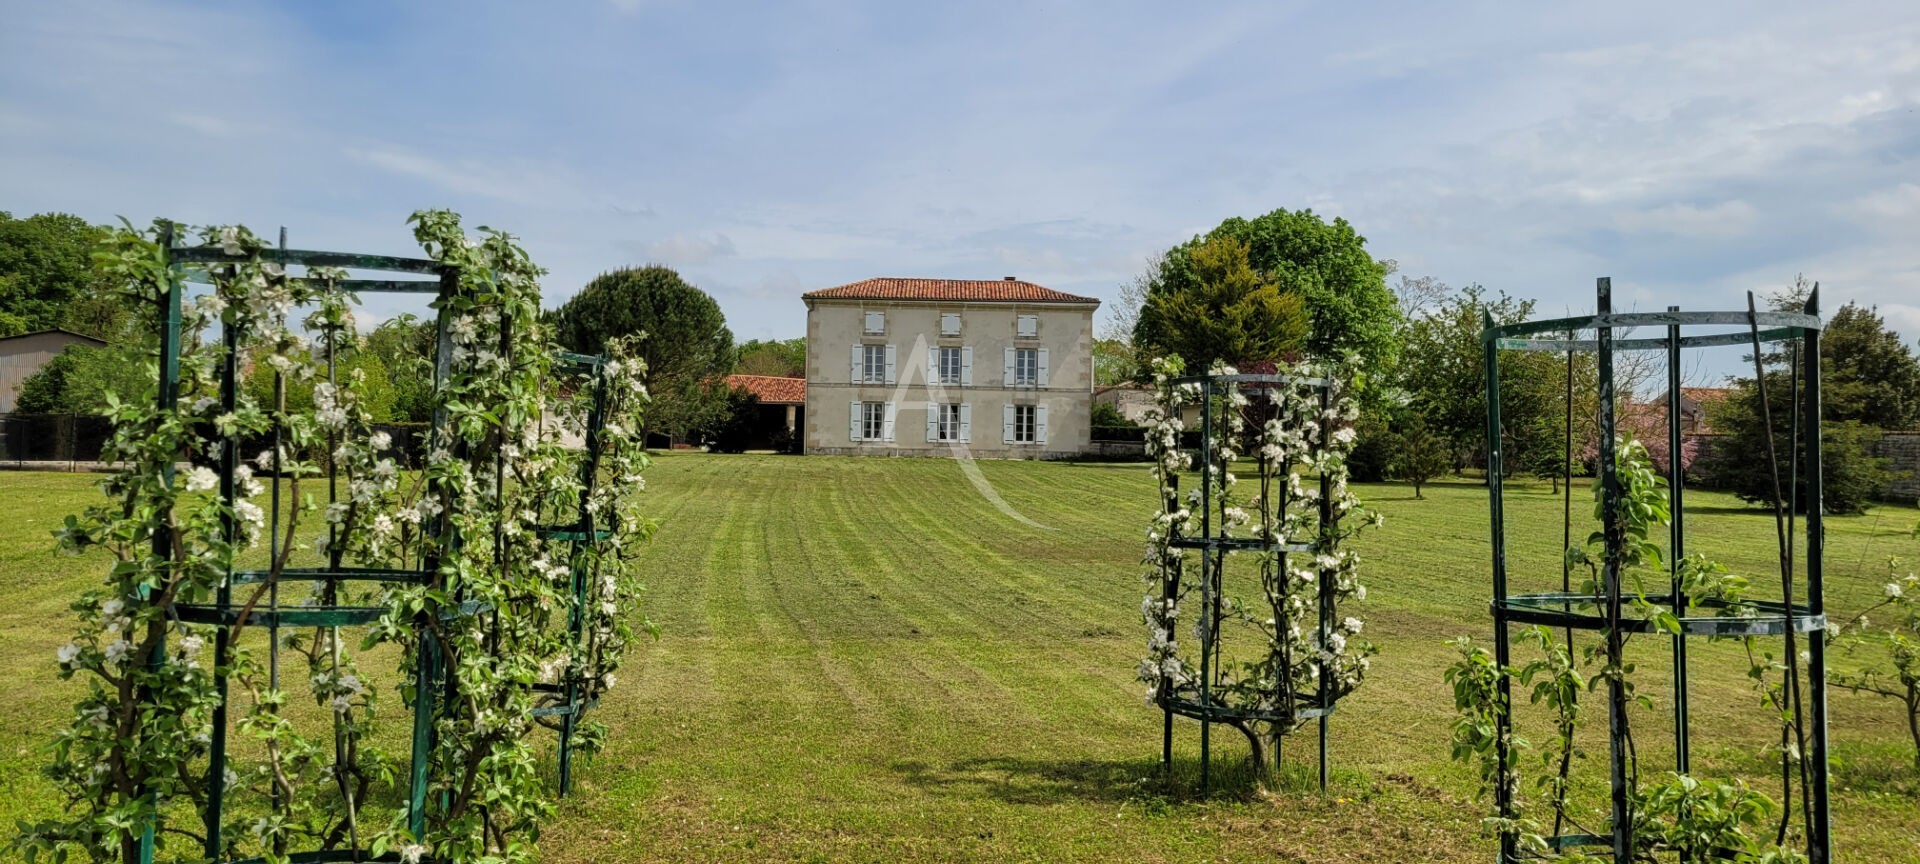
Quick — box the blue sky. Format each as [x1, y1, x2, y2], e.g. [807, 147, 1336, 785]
[3, 1, 1916, 379]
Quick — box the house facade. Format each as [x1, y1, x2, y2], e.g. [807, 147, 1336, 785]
[802, 277, 1099, 458]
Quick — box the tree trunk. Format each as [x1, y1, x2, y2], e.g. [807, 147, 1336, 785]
[1227, 718, 1271, 783]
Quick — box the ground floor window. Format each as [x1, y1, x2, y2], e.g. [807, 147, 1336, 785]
[937, 403, 960, 441]
[851, 401, 893, 442]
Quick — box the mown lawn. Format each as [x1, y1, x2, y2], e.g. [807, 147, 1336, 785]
[1, 456, 1916, 862]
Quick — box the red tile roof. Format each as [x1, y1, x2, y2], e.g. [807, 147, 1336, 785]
[1680, 387, 1734, 404]
[725, 374, 805, 404]
[803, 277, 1099, 304]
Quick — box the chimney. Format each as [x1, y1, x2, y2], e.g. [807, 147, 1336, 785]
[1003, 276, 1017, 281]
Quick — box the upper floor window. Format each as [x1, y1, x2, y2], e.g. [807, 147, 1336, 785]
[864, 310, 886, 335]
[937, 346, 964, 385]
[1005, 346, 1047, 387]
[1015, 314, 1038, 338]
[861, 344, 887, 383]
[940, 313, 962, 336]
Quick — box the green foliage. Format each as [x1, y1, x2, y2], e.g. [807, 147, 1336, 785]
[553, 265, 733, 439]
[359, 314, 436, 423]
[1635, 773, 1790, 863]
[1089, 400, 1136, 432]
[734, 337, 805, 378]
[241, 347, 397, 423]
[1137, 235, 1306, 372]
[1828, 550, 1920, 773]
[1133, 208, 1395, 376]
[1091, 337, 1135, 387]
[0, 211, 111, 336]
[1708, 288, 1918, 514]
[1711, 387, 1894, 517]
[1821, 301, 1920, 430]
[1388, 415, 1452, 498]
[1397, 284, 1587, 478]
[13, 215, 654, 864]
[0, 310, 27, 338]
[700, 385, 762, 453]
[13, 344, 151, 415]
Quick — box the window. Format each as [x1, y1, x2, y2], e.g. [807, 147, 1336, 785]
[940, 313, 962, 336]
[1015, 314, 1038, 337]
[1014, 347, 1037, 385]
[936, 404, 961, 441]
[938, 347, 963, 384]
[864, 310, 886, 335]
[1002, 403, 1047, 445]
[862, 344, 886, 383]
[851, 401, 893, 442]
[927, 403, 971, 443]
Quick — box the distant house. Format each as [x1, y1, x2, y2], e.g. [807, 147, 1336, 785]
[1094, 383, 1153, 425]
[801, 277, 1099, 458]
[0, 329, 107, 412]
[1655, 387, 1734, 434]
[723, 374, 806, 450]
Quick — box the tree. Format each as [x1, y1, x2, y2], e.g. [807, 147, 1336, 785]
[1397, 284, 1582, 479]
[735, 337, 805, 378]
[1708, 286, 1916, 514]
[1390, 415, 1453, 498]
[1133, 208, 1397, 378]
[1824, 302, 1920, 430]
[241, 348, 397, 423]
[361, 314, 437, 422]
[1136, 235, 1307, 371]
[14, 344, 151, 414]
[552, 265, 735, 441]
[0, 211, 112, 336]
[1091, 337, 1136, 387]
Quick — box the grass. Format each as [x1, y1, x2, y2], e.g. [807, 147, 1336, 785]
[1, 457, 1917, 862]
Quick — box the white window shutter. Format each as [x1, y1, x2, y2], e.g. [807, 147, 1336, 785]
[850, 345, 862, 382]
[1036, 404, 1049, 445]
[927, 346, 938, 382]
[884, 344, 897, 385]
[849, 401, 862, 441]
[959, 403, 972, 442]
[1003, 347, 1015, 385]
[882, 401, 896, 442]
[1037, 348, 1050, 388]
[926, 404, 938, 442]
[960, 347, 973, 386]
[1002, 403, 1015, 444]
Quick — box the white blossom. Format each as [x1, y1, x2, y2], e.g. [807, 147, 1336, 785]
[56, 643, 81, 666]
[1887, 582, 1904, 599]
[184, 465, 218, 493]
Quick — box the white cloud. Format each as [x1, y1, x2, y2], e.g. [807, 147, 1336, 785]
[1614, 201, 1759, 238]
[642, 232, 737, 266]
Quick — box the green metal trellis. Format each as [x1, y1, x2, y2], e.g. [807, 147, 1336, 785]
[1151, 371, 1345, 795]
[130, 226, 614, 864]
[1481, 278, 1831, 863]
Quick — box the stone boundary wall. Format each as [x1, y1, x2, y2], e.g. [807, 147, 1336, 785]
[1688, 431, 1920, 501]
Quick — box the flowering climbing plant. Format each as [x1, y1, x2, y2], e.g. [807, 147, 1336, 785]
[14, 212, 652, 864]
[1137, 355, 1378, 774]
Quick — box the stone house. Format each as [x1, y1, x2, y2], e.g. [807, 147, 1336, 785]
[801, 277, 1099, 458]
